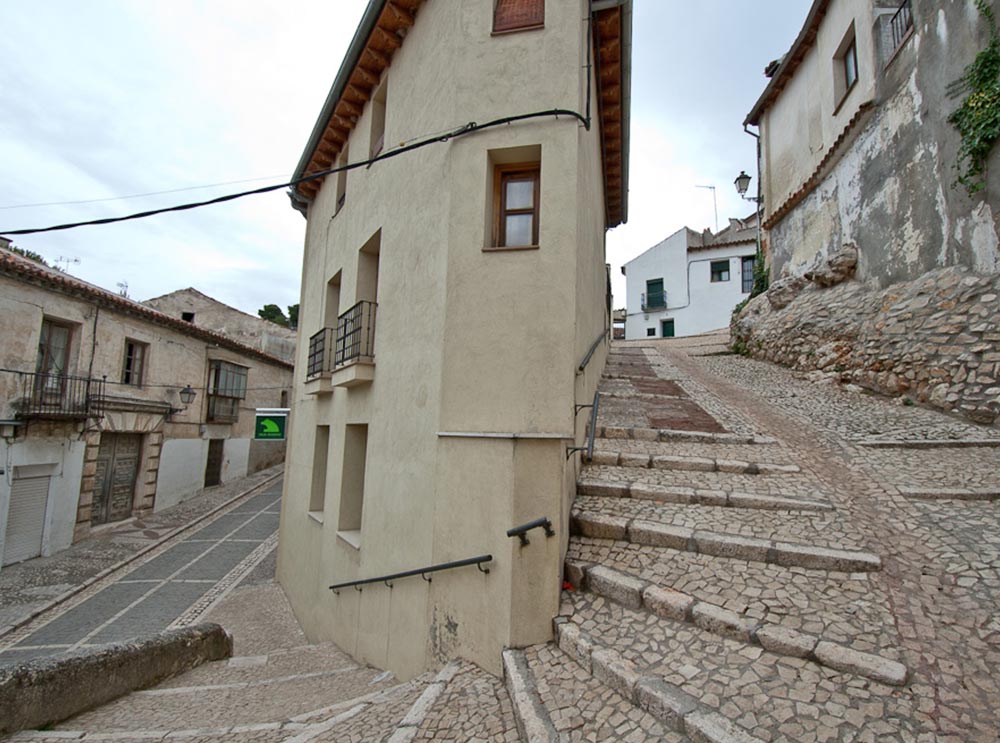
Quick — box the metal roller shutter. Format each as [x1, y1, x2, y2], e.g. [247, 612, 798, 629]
[3, 476, 50, 566]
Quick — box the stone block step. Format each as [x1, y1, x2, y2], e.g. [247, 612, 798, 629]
[896, 486, 1000, 501]
[503, 645, 687, 743]
[590, 449, 801, 476]
[577, 477, 832, 511]
[385, 661, 462, 743]
[597, 425, 776, 445]
[556, 590, 919, 741]
[570, 511, 881, 572]
[567, 562, 907, 686]
[553, 621, 764, 743]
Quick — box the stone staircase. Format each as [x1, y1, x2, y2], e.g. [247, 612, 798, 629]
[498, 346, 915, 742]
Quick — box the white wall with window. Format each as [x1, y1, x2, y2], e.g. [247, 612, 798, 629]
[623, 224, 757, 339]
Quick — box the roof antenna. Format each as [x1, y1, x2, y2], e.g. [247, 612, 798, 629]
[117, 281, 129, 298]
[695, 185, 718, 234]
[55, 256, 81, 272]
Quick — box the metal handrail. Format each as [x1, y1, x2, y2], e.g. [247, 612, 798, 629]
[577, 331, 607, 375]
[567, 390, 600, 461]
[507, 517, 555, 546]
[329, 554, 492, 594]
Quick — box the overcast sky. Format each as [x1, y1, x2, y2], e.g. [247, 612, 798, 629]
[0, 1, 809, 315]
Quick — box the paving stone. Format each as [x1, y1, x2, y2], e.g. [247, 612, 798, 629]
[652, 455, 717, 472]
[812, 641, 908, 686]
[769, 543, 881, 573]
[571, 512, 629, 540]
[684, 709, 765, 743]
[689, 602, 756, 643]
[554, 620, 594, 672]
[627, 520, 693, 550]
[642, 586, 694, 622]
[692, 531, 771, 563]
[754, 624, 818, 659]
[635, 676, 698, 731]
[591, 647, 640, 702]
[587, 565, 647, 610]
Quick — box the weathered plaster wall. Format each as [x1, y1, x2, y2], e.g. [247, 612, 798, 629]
[733, 265, 1000, 426]
[764, 0, 1000, 285]
[156, 439, 208, 511]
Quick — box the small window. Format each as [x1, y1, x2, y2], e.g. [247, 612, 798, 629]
[493, 163, 540, 248]
[646, 328, 656, 337]
[121, 340, 147, 387]
[644, 279, 665, 310]
[335, 146, 349, 214]
[181, 312, 195, 323]
[741, 257, 756, 294]
[710, 260, 731, 283]
[493, 0, 544, 33]
[370, 81, 387, 159]
[207, 360, 248, 423]
[833, 24, 859, 110]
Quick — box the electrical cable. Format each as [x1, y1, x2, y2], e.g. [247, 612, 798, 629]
[1, 108, 588, 237]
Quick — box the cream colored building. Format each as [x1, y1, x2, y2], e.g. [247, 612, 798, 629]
[746, 0, 1000, 285]
[0, 246, 293, 570]
[277, 0, 631, 679]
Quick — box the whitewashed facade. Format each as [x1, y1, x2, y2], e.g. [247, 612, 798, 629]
[623, 219, 757, 339]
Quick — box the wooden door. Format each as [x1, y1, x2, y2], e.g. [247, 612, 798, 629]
[92, 434, 142, 525]
[204, 439, 225, 487]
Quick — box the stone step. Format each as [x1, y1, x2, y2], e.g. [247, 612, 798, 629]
[570, 510, 881, 572]
[582, 463, 822, 501]
[503, 646, 688, 742]
[552, 621, 764, 743]
[572, 495, 855, 550]
[567, 562, 907, 686]
[567, 532, 899, 655]
[556, 590, 919, 741]
[591, 449, 801, 476]
[577, 476, 833, 511]
[896, 486, 1000, 501]
[384, 661, 462, 743]
[597, 424, 776, 445]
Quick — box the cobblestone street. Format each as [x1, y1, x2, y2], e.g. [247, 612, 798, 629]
[0, 469, 282, 667]
[6, 337, 1000, 742]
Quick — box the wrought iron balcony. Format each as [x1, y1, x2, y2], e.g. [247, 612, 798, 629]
[890, 0, 912, 53]
[306, 301, 377, 385]
[641, 291, 667, 311]
[4, 371, 106, 421]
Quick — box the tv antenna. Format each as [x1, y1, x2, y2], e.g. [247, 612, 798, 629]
[55, 256, 81, 272]
[695, 185, 718, 234]
[117, 281, 129, 298]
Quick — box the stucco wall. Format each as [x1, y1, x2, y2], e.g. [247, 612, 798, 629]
[277, 0, 611, 680]
[156, 438, 208, 511]
[761, 0, 1000, 285]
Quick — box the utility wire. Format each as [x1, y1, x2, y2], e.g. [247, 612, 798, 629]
[1, 109, 588, 237]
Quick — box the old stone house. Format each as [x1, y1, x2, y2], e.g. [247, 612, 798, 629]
[145, 288, 297, 365]
[623, 217, 757, 340]
[734, 0, 1000, 425]
[0, 245, 293, 570]
[277, 0, 631, 679]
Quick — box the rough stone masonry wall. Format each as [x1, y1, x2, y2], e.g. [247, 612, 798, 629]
[733, 258, 1000, 426]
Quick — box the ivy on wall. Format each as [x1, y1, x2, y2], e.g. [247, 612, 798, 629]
[949, 0, 1000, 196]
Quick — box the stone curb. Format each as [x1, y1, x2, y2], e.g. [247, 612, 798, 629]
[576, 563, 907, 686]
[501, 649, 559, 743]
[0, 470, 283, 643]
[577, 477, 833, 511]
[896, 486, 1000, 502]
[384, 661, 461, 743]
[858, 438, 1000, 449]
[571, 510, 882, 572]
[597, 425, 776, 446]
[590, 450, 801, 476]
[553, 621, 768, 743]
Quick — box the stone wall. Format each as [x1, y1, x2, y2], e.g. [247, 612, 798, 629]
[733, 260, 1000, 426]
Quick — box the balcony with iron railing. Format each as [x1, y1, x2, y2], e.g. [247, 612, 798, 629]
[305, 300, 377, 393]
[641, 290, 667, 311]
[1, 369, 106, 422]
[889, 0, 913, 55]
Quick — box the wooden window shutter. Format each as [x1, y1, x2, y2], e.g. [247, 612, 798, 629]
[494, 0, 544, 33]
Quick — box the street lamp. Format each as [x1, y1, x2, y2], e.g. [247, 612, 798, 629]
[179, 385, 197, 407]
[734, 170, 759, 202]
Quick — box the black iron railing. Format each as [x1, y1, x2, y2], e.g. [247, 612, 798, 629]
[577, 331, 607, 375]
[307, 327, 334, 379]
[330, 554, 492, 594]
[567, 390, 600, 462]
[641, 291, 667, 311]
[335, 300, 376, 367]
[890, 0, 912, 52]
[507, 517, 555, 546]
[11, 371, 106, 420]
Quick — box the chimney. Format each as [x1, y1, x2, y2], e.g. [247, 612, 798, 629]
[0, 236, 11, 251]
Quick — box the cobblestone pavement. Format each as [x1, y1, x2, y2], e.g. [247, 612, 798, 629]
[0, 465, 282, 633]
[0, 472, 283, 667]
[547, 339, 1000, 742]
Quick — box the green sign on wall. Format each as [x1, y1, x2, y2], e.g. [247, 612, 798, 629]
[254, 413, 287, 441]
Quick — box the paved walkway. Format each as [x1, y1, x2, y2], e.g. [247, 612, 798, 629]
[0, 472, 282, 667]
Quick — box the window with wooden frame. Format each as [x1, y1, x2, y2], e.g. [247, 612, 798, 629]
[121, 339, 147, 387]
[206, 360, 248, 423]
[833, 23, 859, 112]
[493, 163, 540, 248]
[493, 0, 544, 33]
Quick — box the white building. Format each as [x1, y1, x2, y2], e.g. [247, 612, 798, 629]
[623, 217, 758, 339]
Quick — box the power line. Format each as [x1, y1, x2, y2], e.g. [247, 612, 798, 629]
[1, 109, 588, 237]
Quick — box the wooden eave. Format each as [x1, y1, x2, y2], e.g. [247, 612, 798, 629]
[294, 0, 423, 202]
[292, 0, 631, 229]
[745, 0, 830, 126]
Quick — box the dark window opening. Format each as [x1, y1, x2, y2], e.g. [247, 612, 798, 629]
[121, 340, 147, 387]
[741, 257, 756, 294]
[710, 260, 731, 282]
[181, 312, 195, 323]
